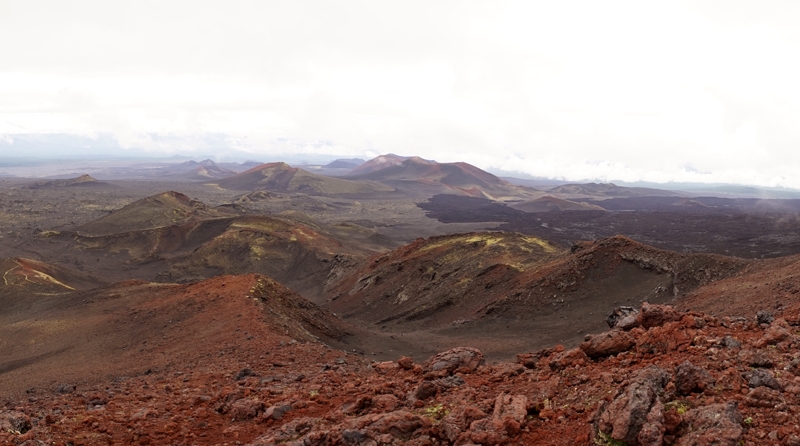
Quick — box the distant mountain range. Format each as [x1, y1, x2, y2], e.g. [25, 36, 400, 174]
[152, 159, 239, 180]
[341, 154, 543, 200]
[211, 162, 395, 195]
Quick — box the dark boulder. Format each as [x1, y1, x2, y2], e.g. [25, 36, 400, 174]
[594, 366, 670, 446]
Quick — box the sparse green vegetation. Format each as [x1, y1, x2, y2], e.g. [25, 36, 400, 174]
[665, 400, 690, 415]
[594, 431, 627, 446]
[422, 403, 450, 422]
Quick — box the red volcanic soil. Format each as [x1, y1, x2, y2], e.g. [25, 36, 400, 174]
[676, 254, 800, 317]
[5, 237, 800, 444]
[0, 275, 352, 397]
[5, 299, 800, 445]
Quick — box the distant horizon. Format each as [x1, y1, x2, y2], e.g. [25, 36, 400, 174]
[4, 145, 800, 198]
[5, 132, 800, 191]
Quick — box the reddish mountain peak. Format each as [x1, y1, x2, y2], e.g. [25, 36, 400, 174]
[403, 156, 435, 165]
[346, 154, 407, 176]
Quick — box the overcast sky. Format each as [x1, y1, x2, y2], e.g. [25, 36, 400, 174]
[2, 0, 800, 186]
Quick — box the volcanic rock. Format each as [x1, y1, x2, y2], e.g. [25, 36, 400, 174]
[675, 360, 715, 395]
[757, 310, 775, 325]
[465, 393, 528, 445]
[638, 302, 681, 329]
[594, 366, 670, 446]
[580, 329, 635, 359]
[0, 411, 31, 434]
[235, 368, 258, 381]
[745, 386, 785, 408]
[745, 369, 782, 390]
[263, 404, 293, 421]
[755, 320, 793, 347]
[413, 381, 438, 401]
[54, 384, 76, 394]
[230, 398, 266, 420]
[606, 306, 640, 329]
[397, 356, 415, 370]
[676, 402, 743, 446]
[721, 335, 741, 349]
[424, 347, 484, 374]
[371, 394, 399, 412]
[738, 349, 774, 368]
[548, 347, 589, 371]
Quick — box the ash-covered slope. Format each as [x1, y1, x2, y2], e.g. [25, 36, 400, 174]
[548, 182, 682, 199]
[509, 195, 606, 212]
[329, 234, 751, 356]
[212, 162, 394, 195]
[73, 191, 233, 236]
[328, 232, 562, 330]
[46, 191, 388, 299]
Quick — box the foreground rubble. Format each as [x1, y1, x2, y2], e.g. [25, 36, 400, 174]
[4, 304, 800, 445]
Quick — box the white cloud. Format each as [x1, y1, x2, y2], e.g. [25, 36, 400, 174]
[1, 0, 800, 187]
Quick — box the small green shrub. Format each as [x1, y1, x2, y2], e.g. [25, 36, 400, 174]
[665, 400, 690, 415]
[422, 403, 450, 422]
[594, 431, 627, 446]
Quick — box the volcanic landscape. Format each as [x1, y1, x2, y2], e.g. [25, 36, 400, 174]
[4, 154, 800, 445]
